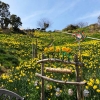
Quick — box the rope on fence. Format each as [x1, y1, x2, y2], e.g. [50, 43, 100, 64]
[63, 32, 100, 41]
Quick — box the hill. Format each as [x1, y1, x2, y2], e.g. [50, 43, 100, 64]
[0, 31, 100, 99]
[62, 23, 100, 33]
[1, 31, 100, 69]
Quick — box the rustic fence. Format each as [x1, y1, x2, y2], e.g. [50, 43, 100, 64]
[36, 54, 86, 100]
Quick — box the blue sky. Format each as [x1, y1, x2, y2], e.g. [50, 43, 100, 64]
[2, 0, 100, 31]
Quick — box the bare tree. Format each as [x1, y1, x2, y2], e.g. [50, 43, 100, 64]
[77, 22, 88, 28]
[97, 16, 100, 30]
[98, 16, 100, 25]
[37, 18, 51, 30]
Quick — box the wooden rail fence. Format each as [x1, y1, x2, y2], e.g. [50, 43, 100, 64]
[36, 54, 86, 100]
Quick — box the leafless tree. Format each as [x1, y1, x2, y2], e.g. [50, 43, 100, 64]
[37, 18, 51, 30]
[98, 16, 100, 25]
[77, 22, 88, 28]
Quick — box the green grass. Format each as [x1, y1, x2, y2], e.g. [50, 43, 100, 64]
[0, 31, 100, 100]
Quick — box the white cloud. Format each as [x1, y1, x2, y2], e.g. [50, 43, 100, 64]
[59, 0, 80, 14]
[22, 10, 47, 22]
[22, 0, 80, 22]
[44, 0, 80, 20]
[76, 10, 100, 21]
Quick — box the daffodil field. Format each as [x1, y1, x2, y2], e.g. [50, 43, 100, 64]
[0, 31, 100, 100]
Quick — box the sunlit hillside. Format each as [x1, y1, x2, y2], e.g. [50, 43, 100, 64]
[0, 31, 100, 100]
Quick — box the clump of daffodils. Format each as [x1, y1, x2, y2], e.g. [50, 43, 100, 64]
[44, 46, 71, 53]
[86, 78, 100, 93]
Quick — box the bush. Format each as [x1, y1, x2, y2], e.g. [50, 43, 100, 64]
[0, 54, 19, 68]
[0, 48, 6, 54]
[62, 24, 79, 31]
[67, 30, 72, 33]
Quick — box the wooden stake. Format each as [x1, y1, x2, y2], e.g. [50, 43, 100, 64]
[74, 54, 82, 100]
[41, 54, 45, 100]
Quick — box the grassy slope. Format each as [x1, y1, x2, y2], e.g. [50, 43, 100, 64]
[0, 32, 100, 69]
[0, 32, 100, 99]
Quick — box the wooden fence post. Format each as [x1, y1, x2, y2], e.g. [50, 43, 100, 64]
[35, 38, 37, 58]
[74, 54, 82, 100]
[36, 54, 85, 100]
[41, 54, 45, 100]
[32, 43, 34, 59]
[33, 38, 38, 58]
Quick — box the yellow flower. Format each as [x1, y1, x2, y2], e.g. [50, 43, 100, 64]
[36, 86, 39, 89]
[15, 88, 17, 90]
[87, 82, 93, 86]
[84, 80, 87, 82]
[44, 47, 48, 52]
[62, 47, 71, 53]
[8, 79, 13, 83]
[62, 47, 67, 52]
[93, 85, 97, 90]
[49, 85, 52, 89]
[66, 47, 71, 52]
[90, 78, 94, 84]
[96, 89, 100, 93]
[85, 86, 89, 89]
[26, 94, 29, 97]
[1, 74, 9, 79]
[16, 66, 20, 70]
[60, 90, 62, 93]
[50, 93, 53, 96]
[49, 47, 54, 52]
[96, 79, 99, 84]
[55, 46, 60, 52]
[46, 84, 52, 90]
